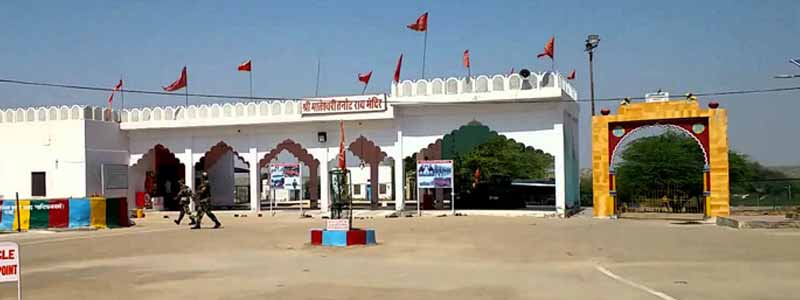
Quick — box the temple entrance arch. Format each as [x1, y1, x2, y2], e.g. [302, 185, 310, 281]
[259, 139, 320, 209]
[610, 125, 707, 215]
[195, 141, 251, 210]
[405, 121, 556, 210]
[130, 144, 185, 211]
[592, 100, 730, 217]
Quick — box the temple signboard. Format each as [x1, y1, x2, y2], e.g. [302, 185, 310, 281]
[301, 94, 386, 115]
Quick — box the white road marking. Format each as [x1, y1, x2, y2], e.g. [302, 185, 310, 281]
[20, 227, 181, 246]
[595, 264, 678, 300]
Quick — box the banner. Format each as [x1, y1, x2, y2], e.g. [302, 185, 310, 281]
[269, 163, 302, 190]
[0, 198, 129, 232]
[417, 160, 454, 189]
[301, 94, 386, 115]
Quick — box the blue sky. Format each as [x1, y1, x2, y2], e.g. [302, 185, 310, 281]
[1, 1, 799, 167]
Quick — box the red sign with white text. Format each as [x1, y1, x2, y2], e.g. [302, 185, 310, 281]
[0, 242, 19, 283]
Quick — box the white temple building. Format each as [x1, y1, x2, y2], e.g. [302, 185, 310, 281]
[0, 72, 580, 216]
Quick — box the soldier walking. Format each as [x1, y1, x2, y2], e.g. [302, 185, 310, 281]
[191, 171, 222, 229]
[174, 178, 196, 225]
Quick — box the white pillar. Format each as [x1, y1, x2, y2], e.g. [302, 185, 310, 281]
[553, 124, 566, 216]
[183, 148, 195, 211]
[320, 147, 330, 213]
[393, 129, 405, 211]
[249, 147, 259, 212]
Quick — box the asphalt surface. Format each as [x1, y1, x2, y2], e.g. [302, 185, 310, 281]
[1, 213, 799, 299]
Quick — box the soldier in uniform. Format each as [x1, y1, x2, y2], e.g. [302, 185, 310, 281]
[191, 171, 222, 229]
[174, 178, 196, 225]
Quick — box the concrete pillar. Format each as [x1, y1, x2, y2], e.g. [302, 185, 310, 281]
[320, 147, 330, 213]
[553, 124, 566, 216]
[184, 148, 194, 211]
[248, 147, 259, 212]
[393, 130, 405, 211]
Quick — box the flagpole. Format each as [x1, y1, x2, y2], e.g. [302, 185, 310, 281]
[185, 69, 189, 107]
[120, 74, 125, 111]
[249, 63, 254, 99]
[315, 58, 321, 97]
[422, 30, 428, 79]
[361, 82, 368, 95]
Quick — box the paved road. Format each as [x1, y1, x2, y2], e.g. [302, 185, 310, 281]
[1, 214, 798, 299]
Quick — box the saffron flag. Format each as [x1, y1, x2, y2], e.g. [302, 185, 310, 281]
[238, 60, 252, 72]
[358, 71, 372, 85]
[567, 69, 575, 80]
[107, 80, 123, 105]
[338, 120, 346, 169]
[163, 67, 187, 92]
[537, 36, 555, 59]
[407, 12, 428, 32]
[394, 54, 403, 82]
[463, 49, 470, 68]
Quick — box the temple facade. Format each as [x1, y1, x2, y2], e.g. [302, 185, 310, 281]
[0, 71, 580, 216]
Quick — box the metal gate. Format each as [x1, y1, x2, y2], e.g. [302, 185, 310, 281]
[617, 186, 704, 214]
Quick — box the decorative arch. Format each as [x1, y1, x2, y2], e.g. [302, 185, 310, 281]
[348, 136, 389, 208]
[133, 144, 183, 169]
[196, 141, 249, 171]
[609, 123, 710, 169]
[259, 139, 320, 201]
[408, 121, 555, 210]
[592, 100, 729, 218]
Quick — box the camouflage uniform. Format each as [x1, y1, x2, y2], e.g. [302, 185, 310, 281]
[191, 175, 221, 229]
[174, 180, 196, 225]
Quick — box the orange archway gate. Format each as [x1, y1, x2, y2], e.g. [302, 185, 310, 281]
[592, 100, 730, 217]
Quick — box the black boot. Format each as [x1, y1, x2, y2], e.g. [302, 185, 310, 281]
[174, 219, 180, 225]
[213, 222, 221, 229]
[189, 218, 196, 226]
[190, 224, 201, 230]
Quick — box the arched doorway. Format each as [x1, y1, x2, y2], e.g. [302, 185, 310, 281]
[195, 142, 251, 210]
[406, 121, 555, 210]
[611, 125, 707, 216]
[347, 136, 393, 210]
[328, 143, 395, 210]
[130, 145, 185, 211]
[592, 100, 730, 217]
[259, 139, 320, 210]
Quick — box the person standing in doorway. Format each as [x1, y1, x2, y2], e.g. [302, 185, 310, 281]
[366, 179, 372, 203]
[174, 178, 196, 225]
[192, 172, 222, 229]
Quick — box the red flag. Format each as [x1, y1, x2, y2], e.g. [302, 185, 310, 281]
[407, 12, 428, 32]
[163, 67, 187, 92]
[238, 60, 252, 72]
[338, 120, 346, 169]
[394, 54, 403, 82]
[537, 36, 555, 59]
[567, 69, 575, 80]
[107, 80, 123, 105]
[358, 71, 372, 85]
[463, 49, 470, 68]
[509, 67, 515, 76]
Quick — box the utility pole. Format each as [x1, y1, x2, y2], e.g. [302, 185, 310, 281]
[585, 34, 600, 116]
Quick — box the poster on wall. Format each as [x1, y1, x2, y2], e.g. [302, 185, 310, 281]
[269, 163, 302, 190]
[417, 160, 454, 189]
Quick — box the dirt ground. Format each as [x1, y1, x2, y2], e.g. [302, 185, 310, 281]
[1, 213, 799, 300]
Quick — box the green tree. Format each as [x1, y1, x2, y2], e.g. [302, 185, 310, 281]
[614, 132, 706, 203]
[453, 136, 553, 198]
